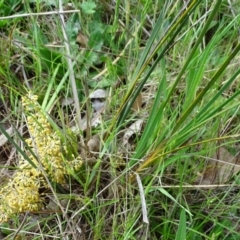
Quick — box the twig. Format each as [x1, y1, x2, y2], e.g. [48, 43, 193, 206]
[135, 172, 149, 224]
[151, 184, 238, 189]
[12, 212, 29, 240]
[58, 1, 85, 154]
[0, 10, 80, 20]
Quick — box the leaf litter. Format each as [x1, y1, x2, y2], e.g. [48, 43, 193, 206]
[196, 147, 240, 185]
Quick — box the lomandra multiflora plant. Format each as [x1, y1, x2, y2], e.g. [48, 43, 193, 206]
[0, 93, 82, 222]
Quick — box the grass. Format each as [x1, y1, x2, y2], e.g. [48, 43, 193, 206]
[0, 0, 240, 239]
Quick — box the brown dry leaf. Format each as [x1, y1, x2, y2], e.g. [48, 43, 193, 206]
[0, 126, 13, 147]
[87, 134, 100, 152]
[131, 93, 142, 112]
[76, 31, 88, 47]
[61, 97, 74, 107]
[90, 89, 107, 112]
[71, 112, 102, 132]
[89, 89, 107, 99]
[92, 99, 105, 112]
[123, 119, 143, 146]
[197, 147, 240, 185]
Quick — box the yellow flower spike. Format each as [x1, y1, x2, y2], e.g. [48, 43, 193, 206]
[0, 93, 83, 222]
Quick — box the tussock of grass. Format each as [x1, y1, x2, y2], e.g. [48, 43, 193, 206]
[0, 0, 240, 239]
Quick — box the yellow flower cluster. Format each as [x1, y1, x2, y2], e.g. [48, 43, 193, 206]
[0, 170, 43, 222]
[0, 93, 82, 223]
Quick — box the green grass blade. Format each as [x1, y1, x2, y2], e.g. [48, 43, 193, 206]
[42, 64, 60, 110]
[173, 42, 240, 133]
[117, 1, 201, 129]
[0, 124, 37, 168]
[175, 209, 186, 240]
[154, 187, 192, 218]
[161, 0, 223, 114]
